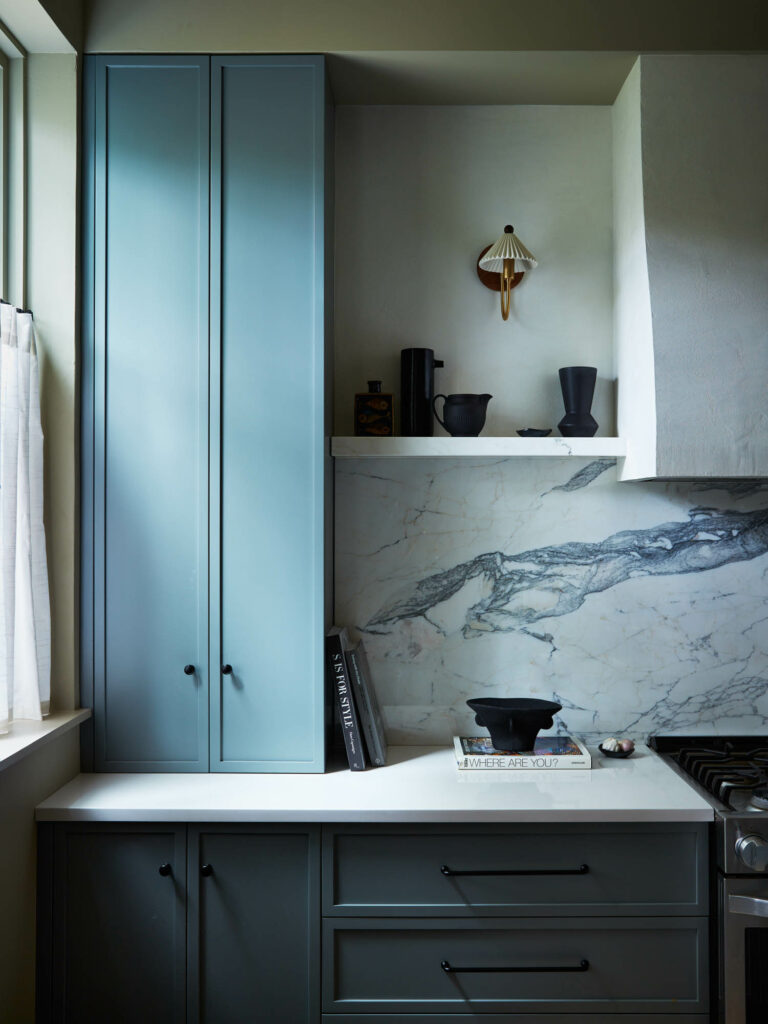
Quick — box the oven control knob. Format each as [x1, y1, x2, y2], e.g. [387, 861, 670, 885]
[736, 835, 768, 871]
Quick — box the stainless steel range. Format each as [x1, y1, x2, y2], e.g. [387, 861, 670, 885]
[650, 736, 768, 1024]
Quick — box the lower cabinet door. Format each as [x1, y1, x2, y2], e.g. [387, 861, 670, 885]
[49, 825, 187, 1024]
[188, 826, 320, 1023]
[322, 917, 709, 1016]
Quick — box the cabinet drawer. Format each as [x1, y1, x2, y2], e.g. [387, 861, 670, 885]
[322, 1017, 712, 1023]
[322, 917, 708, 1015]
[323, 824, 707, 916]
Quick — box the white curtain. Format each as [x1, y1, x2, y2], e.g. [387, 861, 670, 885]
[0, 303, 51, 733]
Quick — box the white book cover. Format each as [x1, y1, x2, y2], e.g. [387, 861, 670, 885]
[453, 735, 591, 770]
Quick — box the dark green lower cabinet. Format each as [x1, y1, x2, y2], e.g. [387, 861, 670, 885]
[41, 824, 187, 1024]
[188, 826, 320, 1023]
[37, 824, 319, 1024]
[38, 821, 708, 1023]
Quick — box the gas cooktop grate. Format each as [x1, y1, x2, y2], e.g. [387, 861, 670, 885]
[649, 736, 768, 810]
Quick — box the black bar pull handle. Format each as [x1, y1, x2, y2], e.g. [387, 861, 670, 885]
[201, 863, 213, 877]
[441, 958, 589, 974]
[440, 863, 589, 877]
[158, 863, 172, 877]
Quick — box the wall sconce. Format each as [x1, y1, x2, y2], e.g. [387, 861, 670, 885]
[477, 225, 537, 321]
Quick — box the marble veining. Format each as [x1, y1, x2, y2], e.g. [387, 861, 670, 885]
[547, 458, 616, 492]
[369, 504, 768, 634]
[335, 458, 768, 743]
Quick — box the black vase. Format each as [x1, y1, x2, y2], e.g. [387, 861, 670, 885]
[466, 698, 562, 751]
[558, 366, 598, 437]
[401, 348, 444, 436]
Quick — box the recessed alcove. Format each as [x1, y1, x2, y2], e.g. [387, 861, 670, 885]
[333, 100, 618, 442]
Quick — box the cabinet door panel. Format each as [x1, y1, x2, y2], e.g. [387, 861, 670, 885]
[188, 826, 320, 1023]
[211, 57, 326, 771]
[84, 57, 210, 770]
[51, 825, 186, 1024]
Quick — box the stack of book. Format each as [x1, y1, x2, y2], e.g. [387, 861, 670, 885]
[326, 626, 388, 771]
[453, 735, 591, 770]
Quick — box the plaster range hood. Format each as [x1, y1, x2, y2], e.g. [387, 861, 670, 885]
[614, 55, 768, 481]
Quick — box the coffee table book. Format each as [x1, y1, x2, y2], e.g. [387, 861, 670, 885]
[326, 627, 366, 771]
[454, 735, 591, 770]
[345, 639, 388, 767]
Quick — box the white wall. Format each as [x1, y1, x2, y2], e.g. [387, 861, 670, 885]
[335, 105, 615, 437]
[26, 53, 80, 709]
[0, 731, 79, 1023]
[612, 60, 656, 480]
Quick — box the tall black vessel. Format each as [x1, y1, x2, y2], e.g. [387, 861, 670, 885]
[558, 365, 598, 438]
[401, 348, 444, 436]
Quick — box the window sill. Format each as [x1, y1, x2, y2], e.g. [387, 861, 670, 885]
[0, 709, 91, 772]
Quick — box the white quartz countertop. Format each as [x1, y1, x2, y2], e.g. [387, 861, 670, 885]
[36, 744, 714, 823]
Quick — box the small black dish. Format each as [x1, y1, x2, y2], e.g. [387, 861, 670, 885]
[467, 697, 562, 751]
[598, 743, 634, 759]
[517, 428, 552, 437]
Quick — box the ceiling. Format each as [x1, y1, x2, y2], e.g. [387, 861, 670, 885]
[327, 51, 638, 105]
[0, 0, 75, 52]
[82, 0, 768, 55]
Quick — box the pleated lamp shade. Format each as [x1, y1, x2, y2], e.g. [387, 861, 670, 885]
[479, 226, 538, 273]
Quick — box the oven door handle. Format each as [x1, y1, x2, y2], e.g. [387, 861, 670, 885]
[729, 894, 768, 919]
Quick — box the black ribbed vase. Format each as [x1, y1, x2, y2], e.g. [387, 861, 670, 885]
[558, 366, 598, 438]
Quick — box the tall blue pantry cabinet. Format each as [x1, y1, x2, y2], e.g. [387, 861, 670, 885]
[80, 56, 332, 772]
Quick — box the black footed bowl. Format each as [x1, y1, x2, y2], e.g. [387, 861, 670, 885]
[466, 698, 562, 751]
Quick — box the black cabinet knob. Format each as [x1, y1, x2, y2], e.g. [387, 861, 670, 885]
[183, 664, 195, 675]
[221, 664, 232, 675]
[159, 863, 172, 877]
[201, 863, 213, 877]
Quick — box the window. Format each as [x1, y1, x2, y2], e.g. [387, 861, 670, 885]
[0, 17, 25, 304]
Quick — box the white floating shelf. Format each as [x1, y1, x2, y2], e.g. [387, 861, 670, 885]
[332, 436, 626, 459]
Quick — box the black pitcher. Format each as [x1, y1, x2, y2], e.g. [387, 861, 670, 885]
[433, 394, 492, 437]
[558, 366, 598, 437]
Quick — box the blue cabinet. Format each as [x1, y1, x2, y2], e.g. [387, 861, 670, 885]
[82, 56, 330, 772]
[322, 824, 710, 1019]
[210, 58, 328, 770]
[38, 824, 319, 1024]
[38, 821, 709, 1023]
[82, 57, 210, 771]
[42, 824, 187, 1023]
[187, 825, 320, 1023]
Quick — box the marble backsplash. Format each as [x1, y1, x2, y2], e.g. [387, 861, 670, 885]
[334, 458, 768, 744]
